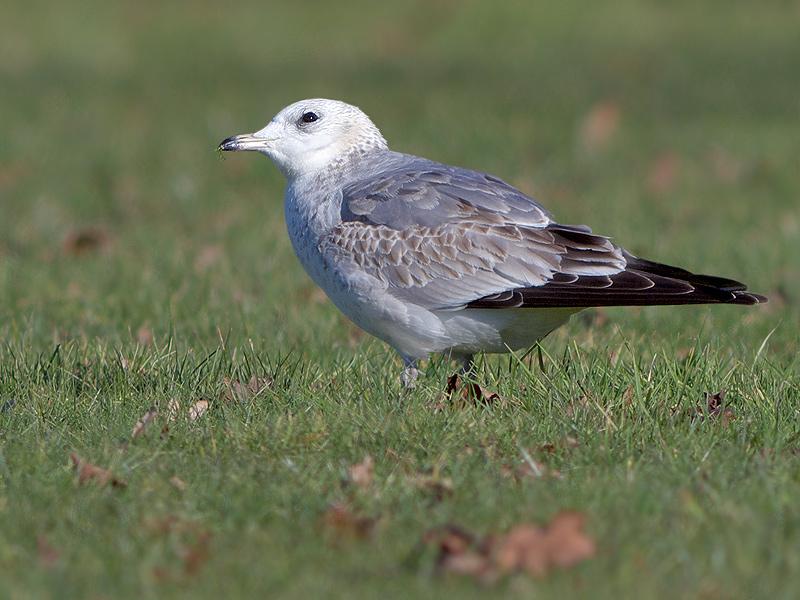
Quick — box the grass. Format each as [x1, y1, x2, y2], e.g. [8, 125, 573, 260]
[1, 0, 799, 597]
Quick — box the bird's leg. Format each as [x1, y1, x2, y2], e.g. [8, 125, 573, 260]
[445, 353, 475, 387]
[400, 357, 420, 389]
[446, 353, 478, 399]
[459, 354, 476, 376]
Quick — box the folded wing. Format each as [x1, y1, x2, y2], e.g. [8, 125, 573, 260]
[321, 153, 765, 310]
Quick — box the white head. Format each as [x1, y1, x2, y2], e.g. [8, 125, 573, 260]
[218, 98, 388, 180]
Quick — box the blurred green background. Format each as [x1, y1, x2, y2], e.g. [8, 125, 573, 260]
[1, 1, 799, 598]
[1, 0, 797, 352]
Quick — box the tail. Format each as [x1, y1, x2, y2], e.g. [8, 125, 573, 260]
[623, 253, 767, 305]
[467, 252, 767, 309]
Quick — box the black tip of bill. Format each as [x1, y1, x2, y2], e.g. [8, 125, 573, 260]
[217, 136, 240, 152]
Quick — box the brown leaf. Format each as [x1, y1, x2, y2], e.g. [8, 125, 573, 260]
[411, 472, 454, 502]
[646, 152, 681, 195]
[440, 551, 493, 579]
[188, 399, 210, 422]
[537, 443, 557, 454]
[423, 525, 478, 563]
[578, 101, 621, 154]
[423, 512, 595, 582]
[445, 374, 502, 406]
[538, 436, 579, 455]
[62, 227, 111, 256]
[131, 406, 158, 439]
[539, 511, 596, 569]
[221, 375, 272, 403]
[502, 456, 562, 482]
[622, 385, 635, 407]
[695, 390, 735, 425]
[494, 524, 548, 575]
[347, 455, 374, 489]
[70, 453, 126, 488]
[321, 503, 376, 540]
[144, 516, 212, 577]
[143, 514, 181, 536]
[423, 525, 498, 580]
[37, 535, 60, 568]
[494, 512, 595, 577]
[182, 530, 212, 576]
[136, 326, 153, 346]
[170, 476, 187, 491]
[160, 399, 181, 436]
[166, 398, 182, 422]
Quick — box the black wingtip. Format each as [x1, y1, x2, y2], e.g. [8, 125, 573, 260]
[729, 291, 768, 305]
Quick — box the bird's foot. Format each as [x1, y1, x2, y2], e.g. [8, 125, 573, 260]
[400, 360, 421, 389]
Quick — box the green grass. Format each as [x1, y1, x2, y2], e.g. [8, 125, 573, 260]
[1, 1, 799, 598]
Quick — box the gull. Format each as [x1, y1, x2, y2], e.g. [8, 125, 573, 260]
[219, 99, 766, 387]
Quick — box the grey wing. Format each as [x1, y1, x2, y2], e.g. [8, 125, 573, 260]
[320, 155, 627, 310]
[339, 154, 554, 229]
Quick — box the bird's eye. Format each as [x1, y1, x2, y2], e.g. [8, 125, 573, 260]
[300, 111, 319, 124]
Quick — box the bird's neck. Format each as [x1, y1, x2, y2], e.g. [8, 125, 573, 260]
[285, 167, 349, 239]
[285, 136, 390, 239]
[284, 127, 388, 182]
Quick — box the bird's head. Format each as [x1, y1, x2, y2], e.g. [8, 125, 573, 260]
[218, 98, 387, 179]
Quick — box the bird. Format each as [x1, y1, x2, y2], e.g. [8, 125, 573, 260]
[218, 98, 766, 388]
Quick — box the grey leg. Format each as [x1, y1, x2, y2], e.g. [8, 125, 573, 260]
[460, 354, 476, 375]
[400, 357, 420, 389]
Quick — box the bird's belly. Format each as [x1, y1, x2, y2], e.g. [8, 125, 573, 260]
[435, 307, 580, 355]
[285, 216, 417, 346]
[285, 203, 577, 358]
[290, 238, 577, 358]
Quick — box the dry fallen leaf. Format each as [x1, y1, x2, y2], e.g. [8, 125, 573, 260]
[322, 503, 376, 540]
[62, 227, 111, 256]
[347, 455, 374, 489]
[695, 390, 735, 426]
[37, 535, 60, 568]
[160, 399, 182, 436]
[622, 385, 635, 407]
[411, 472, 454, 502]
[170, 476, 187, 492]
[131, 406, 158, 439]
[182, 530, 212, 576]
[70, 453, 126, 488]
[495, 512, 595, 576]
[166, 398, 181, 422]
[504, 459, 563, 482]
[445, 374, 501, 406]
[136, 325, 154, 346]
[423, 524, 474, 554]
[188, 399, 210, 422]
[578, 101, 621, 154]
[538, 436, 579, 455]
[143, 516, 212, 580]
[423, 511, 595, 581]
[221, 375, 272, 403]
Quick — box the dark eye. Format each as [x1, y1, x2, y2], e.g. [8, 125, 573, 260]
[300, 111, 319, 124]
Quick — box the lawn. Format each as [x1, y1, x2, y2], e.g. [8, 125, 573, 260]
[1, 1, 799, 598]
